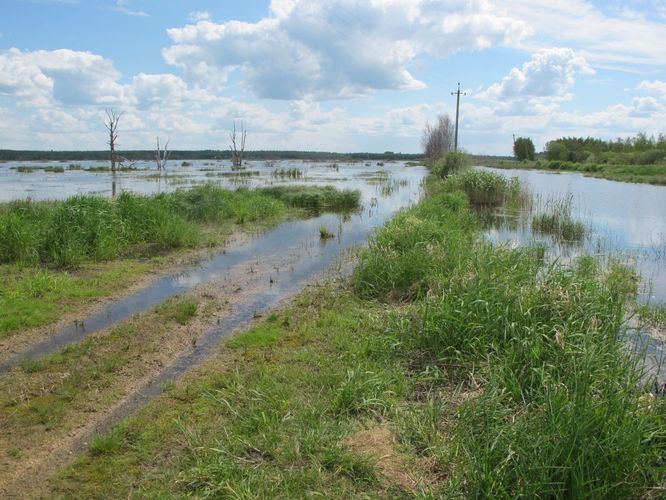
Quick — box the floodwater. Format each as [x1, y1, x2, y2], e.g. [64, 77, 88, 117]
[479, 166, 666, 304]
[0, 159, 427, 372]
[480, 166, 666, 388]
[0, 158, 415, 202]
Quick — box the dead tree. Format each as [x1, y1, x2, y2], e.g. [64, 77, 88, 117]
[155, 136, 170, 171]
[229, 121, 247, 168]
[421, 114, 454, 162]
[105, 109, 123, 172]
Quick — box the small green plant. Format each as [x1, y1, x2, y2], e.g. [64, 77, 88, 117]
[319, 224, 335, 239]
[532, 194, 587, 241]
[157, 297, 198, 325]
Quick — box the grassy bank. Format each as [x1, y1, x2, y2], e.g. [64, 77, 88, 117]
[482, 158, 666, 185]
[0, 184, 360, 339]
[49, 173, 666, 498]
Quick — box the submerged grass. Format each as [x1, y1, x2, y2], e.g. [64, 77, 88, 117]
[532, 193, 587, 241]
[49, 171, 666, 498]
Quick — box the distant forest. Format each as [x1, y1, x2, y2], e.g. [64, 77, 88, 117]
[545, 133, 666, 164]
[0, 150, 422, 162]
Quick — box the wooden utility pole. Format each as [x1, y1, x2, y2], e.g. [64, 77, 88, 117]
[451, 83, 466, 152]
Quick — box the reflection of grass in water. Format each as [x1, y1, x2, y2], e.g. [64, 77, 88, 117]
[532, 194, 587, 242]
[272, 168, 303, 179]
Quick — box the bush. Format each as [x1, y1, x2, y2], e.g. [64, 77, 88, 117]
[433, 151, 469, 178]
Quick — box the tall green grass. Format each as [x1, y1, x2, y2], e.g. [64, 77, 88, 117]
[0, 185, 361, 267]
[532, 194, 587, 241]
[353, 177, 666, 497]
[447, 170, 528, 207]
[258, 186, 361, 213]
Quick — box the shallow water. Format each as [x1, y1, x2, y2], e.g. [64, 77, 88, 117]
[479, 166, 666, 304]
[0, 160, 427, 372]
[480, 166, 666, 387]
[0, 159, 416, 203]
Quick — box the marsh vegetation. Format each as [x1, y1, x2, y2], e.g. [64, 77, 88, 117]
[45, 171, 666, 498]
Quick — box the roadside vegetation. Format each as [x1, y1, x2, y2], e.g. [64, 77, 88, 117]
[49, 171, 665, 498]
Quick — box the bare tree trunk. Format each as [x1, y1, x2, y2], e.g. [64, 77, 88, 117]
[155, 136, 170, 171]
[105, 109, 123, 173]
[229, 121, 247, 168]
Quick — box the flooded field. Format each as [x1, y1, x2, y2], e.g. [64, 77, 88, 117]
[0, 159, 417, 203]
[0, 160, 427, 368]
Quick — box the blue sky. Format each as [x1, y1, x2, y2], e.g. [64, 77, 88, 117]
[1, 0, 665, 154]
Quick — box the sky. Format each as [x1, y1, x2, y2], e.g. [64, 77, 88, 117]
[1, 0, 665, 155]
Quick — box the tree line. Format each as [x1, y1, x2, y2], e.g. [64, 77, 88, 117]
[545, 133, 666, 164]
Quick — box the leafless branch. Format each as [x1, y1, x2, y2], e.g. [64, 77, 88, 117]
[229, 121, 247, 168]
[105, 109, 124, 172]
[155, 136, 171, 171]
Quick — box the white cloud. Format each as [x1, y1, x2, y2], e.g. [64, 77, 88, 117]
[188, 11, 211, 22]
[163, 0, 530, 100]
[480, 48, 593, 101]
[496, 0, 666, 65]
[113, 0, 148, 17]
[476, 47, 594, 117]
[0, 48, 128, 107]
[637, 80, 666, 98]
[630, 96, 665, 116]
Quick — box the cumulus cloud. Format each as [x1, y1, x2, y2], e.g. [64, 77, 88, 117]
[480, 48, 593, 100]
[476, 48, 594, 116]
[163, 0, 530, 100]
[0, 48, 127, 106]
[637, 80, 666, 98]
[495, 0, 666, 65]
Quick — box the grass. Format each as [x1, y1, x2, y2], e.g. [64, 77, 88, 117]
[319, 224, 335, 239]
[0, 184, 359, 338]
[48, 173, 665, 498]
[155, 296, 199, 325]
[482, 158, 666, 185]
[258, 185, 361, 213]
[0, 260, 154, 338]
[637, 303, 666, 329]
[0, 184, 360, 268]
[532, 193, 587, 241]
[446, 169, 528, 207]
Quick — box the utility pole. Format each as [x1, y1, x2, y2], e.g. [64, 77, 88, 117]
[451, 82, 466, 152]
